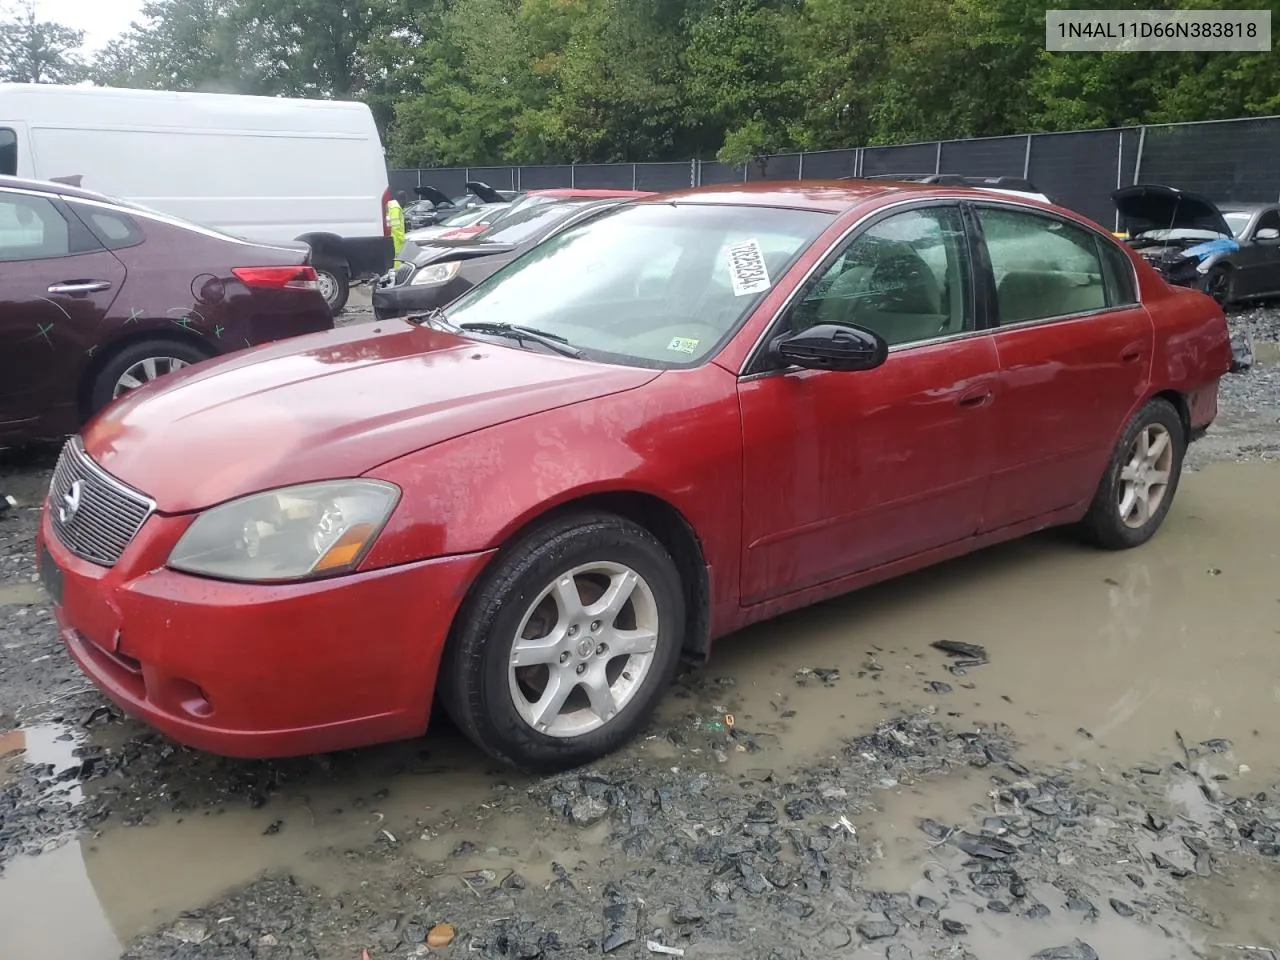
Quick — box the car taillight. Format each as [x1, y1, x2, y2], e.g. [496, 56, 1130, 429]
[232, 266, 320, 291]
[382, 187, 392, 236]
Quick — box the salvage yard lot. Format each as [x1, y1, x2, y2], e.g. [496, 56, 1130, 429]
[2, 302, 1279, 960]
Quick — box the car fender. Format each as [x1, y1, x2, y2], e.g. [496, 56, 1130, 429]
[358, 364, 746, 636]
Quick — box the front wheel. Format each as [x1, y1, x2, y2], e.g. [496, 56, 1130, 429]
[439, 513, 686, 771]
[1203, 265, 1233, 307]
[1080, 398, 1185, 550]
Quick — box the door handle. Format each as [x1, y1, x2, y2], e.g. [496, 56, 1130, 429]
[956, 388, 993, 409]
[47, 281, 112, 295]
[1120, 347, 1143, 363]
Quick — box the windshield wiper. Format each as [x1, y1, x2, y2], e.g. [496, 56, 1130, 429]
[406, 307, 454, 330]
[457, 321, 584, 359]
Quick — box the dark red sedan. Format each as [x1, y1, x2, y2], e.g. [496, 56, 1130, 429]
[0, 176, 332, 444]
[37, 182, 1231, 771]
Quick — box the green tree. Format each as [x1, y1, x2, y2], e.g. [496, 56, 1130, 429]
[0, 0, 86, 84]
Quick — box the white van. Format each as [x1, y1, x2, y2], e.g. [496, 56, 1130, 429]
[0, 83, 393, 312]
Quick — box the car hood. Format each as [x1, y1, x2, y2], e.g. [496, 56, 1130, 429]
[1113, 184, 1233, 238]
[409, 238, 519, 266]
[82, 323, 659, 513]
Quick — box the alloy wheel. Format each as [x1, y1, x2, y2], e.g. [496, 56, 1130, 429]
[112, 356, 190, 399]
[508, 561, 660, 738]
[1118, 423, 1174, 528]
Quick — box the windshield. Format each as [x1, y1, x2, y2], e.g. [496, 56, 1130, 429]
[1223, 212, 1252, 238]
[440, 205, 498, 227]
[445, 202, 833, 367]
[474, 199, 598, 245]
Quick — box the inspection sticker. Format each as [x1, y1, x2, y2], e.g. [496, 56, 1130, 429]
[667, 336, 700, 354]
[726, 239, 771, 297]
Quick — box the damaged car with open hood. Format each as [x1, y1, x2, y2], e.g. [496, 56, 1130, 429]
[1113, 184, 1280, 306]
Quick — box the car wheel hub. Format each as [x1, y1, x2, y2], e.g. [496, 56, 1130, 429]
[113, 357, 190, 399]
[508, 561, 659, 739]
[1118, 423, 1173, 528]
[316, 271, 337, 303]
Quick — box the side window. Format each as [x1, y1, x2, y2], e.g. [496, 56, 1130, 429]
[787, 205, 972, 347]
[1096, 237, 1138, 306]
[977, 207, 1107, 325]
[1255, 210, 1280, 237]
[71, 203, 145, 250]
[0, 129, 15, 176]
[0, 193, 73, 262]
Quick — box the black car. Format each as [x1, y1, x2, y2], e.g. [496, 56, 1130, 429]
[406, 181, 516, 229]
[1113, 184, 1280, 305]
[373, 196, 634, 320]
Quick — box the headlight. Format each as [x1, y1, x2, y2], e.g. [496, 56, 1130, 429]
[410, 261, 461, 286]
[168, 480, 399, 582]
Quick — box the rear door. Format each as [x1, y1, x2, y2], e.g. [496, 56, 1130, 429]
[972, 202, 1152, 531]
[0, 188, 126, 436]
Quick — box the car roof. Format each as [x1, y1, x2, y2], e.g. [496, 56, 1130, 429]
[637, 179, 984, 213]
[0, 174, 123, 204]
[524, 188, 653, 199]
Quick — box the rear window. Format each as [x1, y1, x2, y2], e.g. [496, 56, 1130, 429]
[0, 129, 15, 176]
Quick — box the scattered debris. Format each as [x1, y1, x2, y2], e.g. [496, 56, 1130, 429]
[426, 923, 455, 948]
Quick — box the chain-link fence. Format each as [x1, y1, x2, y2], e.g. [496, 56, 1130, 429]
[390, 115, 1280, 228]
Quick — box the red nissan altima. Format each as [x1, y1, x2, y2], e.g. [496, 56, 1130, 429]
[37, 181, 1231, 770]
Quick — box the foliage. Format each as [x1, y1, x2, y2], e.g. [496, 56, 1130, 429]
[0, 0, 86, 84]
[18, 0, 1280, 165]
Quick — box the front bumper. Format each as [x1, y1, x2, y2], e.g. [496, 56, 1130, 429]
[38, 507, 492, 758]
[372, 276, 470, 320]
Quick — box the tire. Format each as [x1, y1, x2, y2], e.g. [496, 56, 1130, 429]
[314, 262, 350, 315]
[1203, 265, 1233, 307]
[89, 338, 211, 415]
[1079, 398, 1185, 550]
[439, 512, 686, 771]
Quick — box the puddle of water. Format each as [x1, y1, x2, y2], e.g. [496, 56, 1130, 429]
[699, 460, 1280, 787]
[0, 582, 45, 606]
[0, 843, 122, 958]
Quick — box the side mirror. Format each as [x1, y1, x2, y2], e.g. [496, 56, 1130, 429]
[1256, 227, 1279, 241]
[770, 323, 888, 372]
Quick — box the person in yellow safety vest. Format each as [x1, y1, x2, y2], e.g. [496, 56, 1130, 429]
[387, 191, 407, 257]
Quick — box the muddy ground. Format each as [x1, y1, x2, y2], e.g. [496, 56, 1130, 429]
[2, 300, 1279, 960]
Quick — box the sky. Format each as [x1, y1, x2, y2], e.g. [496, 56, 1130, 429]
[38, 0, 147, 53]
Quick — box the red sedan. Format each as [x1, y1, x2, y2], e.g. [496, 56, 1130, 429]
[37, 182, 1231, 770]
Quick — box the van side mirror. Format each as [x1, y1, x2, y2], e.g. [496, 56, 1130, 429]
[770, 323, 888, 372]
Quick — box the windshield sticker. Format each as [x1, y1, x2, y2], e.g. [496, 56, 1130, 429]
[667, 336, 700, 354]
[726, 239, 771, 297]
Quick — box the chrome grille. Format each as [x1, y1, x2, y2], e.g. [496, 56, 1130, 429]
[47, 438, 155, 567]
[393, 261, 415, 286]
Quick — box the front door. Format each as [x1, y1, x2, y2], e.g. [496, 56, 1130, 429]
[0, 188, 125, 437]
[738, 203, 999, 604]
[1234, 208, 1280, 299]
[972, 204, 1153, 531]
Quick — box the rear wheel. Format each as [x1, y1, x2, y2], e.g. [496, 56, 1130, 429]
[89, 338, 210, 415]
[439, 512, 685, 771]
[1080, 398, 1185, 550]
[314, 262, 350, 315]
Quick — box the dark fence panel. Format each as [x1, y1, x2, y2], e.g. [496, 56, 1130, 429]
[798, 149, 856, 179]
[1139, 118, 1280, 204]
[698, 161, 747, 185]
[517, 165, 574, 189]
[746, 154, 802, 181]
[635, 162, 692, 191]
[410, 167, 468, 199]
[1028, 129, 1122, 227]
[939, 136, 1027, 179]
[572, 164, 637, 189]
[387, 169, 419, 201]
[390, 116, 1280, 224]
[861, 143, 939, 177]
